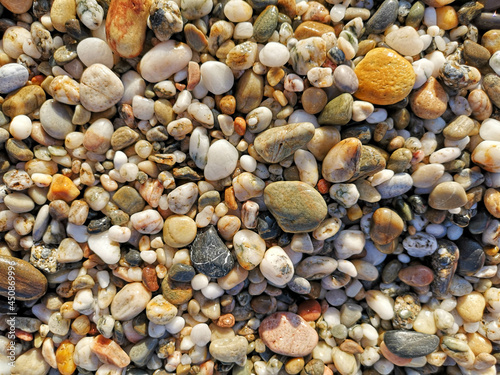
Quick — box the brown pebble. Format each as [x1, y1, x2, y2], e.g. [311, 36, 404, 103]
[410, 77, 448, 119]
[302, 88, 328, 114]
[370, 208, 404, 245]
[339, 339, 364, 354]
[398, 265, 435, 287]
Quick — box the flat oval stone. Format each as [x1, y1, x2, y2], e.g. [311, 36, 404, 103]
[264, 181, 327, 233]
[455, 237, 485, 276]
[80, 63, 124, 112]
[370, 208, 404, 245]
[235, 69, 264, 113]
[376, 173, 413, 199]
[0, 255, 47, 301]
[253, 5, 278, 43]
[139, 40, 192, 83]
[365, 0, 398, 34]
[200, 61, 234, 95]
[354, 48, 415, 105]
[322, 138, 362, 183]
[111, 282, 152, 321]
[0, 63, 29, 94]
[204, 139, 238, 181]
[254, 122, 315, 163]
[2, 85, 46, 118]
[318, 93, 353, 125]
[398, 265, 434, 287]
[190, 226, 234, 277]
[39, 99, 75, 140]
[384, 330, 440, 358]
[428, 182, 467, 210]
[259, 312, 318, 356]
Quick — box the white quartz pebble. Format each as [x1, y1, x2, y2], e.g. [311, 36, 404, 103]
[259, 42, 290, 67]
[9, 114, 32, 140]
[200, 61, 234, 95]
[77, 37, 114, 68]
[204, 139, 239, 181]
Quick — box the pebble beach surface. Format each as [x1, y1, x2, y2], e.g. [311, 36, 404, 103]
[0, 0, 499, 375]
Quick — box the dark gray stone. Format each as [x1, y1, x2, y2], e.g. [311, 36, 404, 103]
[190, 226, 234, 278]
[456, 237, 485, 276]
[430, 240, 459, 299]
[129, 337, 158, 367]
[168, 263, 196, 282]
[384, 330, 439, 358]
[365, 0, 399, 34]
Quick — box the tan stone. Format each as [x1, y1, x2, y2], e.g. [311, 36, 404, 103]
[410, 76, 448, 119]
[456, 292, 486, 323]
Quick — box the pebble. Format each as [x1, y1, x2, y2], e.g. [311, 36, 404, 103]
[354, 48, 415, 105]
[80, 64, 124, 112]
[384, 331, 439, 358]
[0, 255, 47, 301]
[139, 40, 192, 83]
[110, 282, 152, 321]
[370, 208, 404, 245]
[259, 42, 290, 67]
[253, 5, 279, 43]
[200, 61, 234, 95]
[254, 122, 315, 163]
[318, 93, 353, 126]
[385, 26, 424, 56]
[456, 292, 486, 323]
[190, 226, 234, 277]
[163, 214, 197, 248]
[398, 265, 434, 287]
[2, 85, 46, 118]
[264, 181, 327, 233]
[77, 37, 114, 68]
[322, 138, 361, 183]
[209, 336, 248, 366]
[260, 246, 294, 286]
[410, 76, 448, 120]
[204, 139, 238, 181]
[365, 0, 399, 34]
[428, 182, 468, 210]
[0, 63, 29, 94]
[259, 312, 318, 356]
[11, 348, 51, 375]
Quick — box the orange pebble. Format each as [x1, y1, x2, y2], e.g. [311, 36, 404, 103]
[15, 329, 33, 341]
[175, 83, 186, 91]
[297, 299, 322, 321]
[31, 75, 45, 85]
[56, 340, 77, 375]
[380, 342, 412, 366]
[317, 179, 331, 194]
[436, 6, 458, 30]
[47, 174, 81, 202]
[234, 117, 246, 135]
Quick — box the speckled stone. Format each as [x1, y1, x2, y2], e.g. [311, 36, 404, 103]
[384, 331, 440, 358]
[455, 237, 485, 276]
[264, 181, 327, 233]
[318, 93, 353, 126]
[253, 5, 279, 43]
[364, 0, 399, 34]
[190, 226, 234, 277]
[112, 186, 146, 215]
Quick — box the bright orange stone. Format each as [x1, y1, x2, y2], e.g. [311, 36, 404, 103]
[56, 340, 77, 375]
[47, 174, 81, 202]
[436, 6, 459, 30]
[354, 48, 416, 105]
[234, 117, 246, 136]
[297, 299, 322, 321]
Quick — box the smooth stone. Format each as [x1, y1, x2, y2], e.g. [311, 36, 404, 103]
[0, 255, 47, 301]
[411, 163, 445, 188]
[105, 0, 150, 58]
[181, 0, 213, 19]
[233, 229, 266, 270]
[112, 186, 146, 215]
[39, 99, 75, 140]
[80, 63, 124, 112]
[0, 63, 29, 94]
[376, 173, 413, 199]
[430, 239, 459, 298]
[138, 41, 192, 83]
[463, 40, 491, 68]
[455, 237, 485, 276]
[351, 145, 386, 180]
[354, 48, 415, 105]
[253, 5, 279, 43]
[88, 231, 121, 264]
[83, 118, 113, 154]
[264, 181, 327, 233]
[481, 29, 500, 54]
[443, 115, 474, 141]
[365, 0, 399, 34]
[259, 42, 290, 67]
[5, 139, 33, 161]
[385, 26, 424, 56]
[163, 215, 197, 248]
[404, 232, 438, 257]
[398, 265, 434, 287]
[294, 21, 335, 40]
[77, 37, 114, 68]
[168, 263, 196, 282]
[318, 93, 353, 126]
[410, 77, 448, 120]
[322, 138, 362, 183]
[254, 122, 315, 163]
[110, 282, 152, 321]
[259, 312, 318, 356]
[456, 292, 486, 323]
[428, 182, 467, 210]
[226, 41, 258, 71]
[384, 331, 440, 358]
[190, 226, 234, 277]
[209, 336, 248, 366]
[472, 140, 500, 172]
[2, 85, 46, 118]
[235, 70, 264, 113]
[200, 61, 234, 95]
[333, 66, 358, 94]
[482, 74, 500, 108]
[111, 126, 140, 150]
[11, 348, 50, 375]
[370, 208, 404, 245]
[129, 338, 158, 367]
[204, 139, 238, 181]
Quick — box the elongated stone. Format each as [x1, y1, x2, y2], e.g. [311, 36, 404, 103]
[322, 138, 362, 183]
[0, 255, 47, 301]
[384, 330, 440, 358]
[431, 239, 459, 298]
[254, 122, 315, 163]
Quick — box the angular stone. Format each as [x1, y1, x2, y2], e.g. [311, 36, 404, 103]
[384, 331, 440, 358]
[264, 181, 327, 233]
[254, 122, 315, 163]
[190, 226, 234, 278]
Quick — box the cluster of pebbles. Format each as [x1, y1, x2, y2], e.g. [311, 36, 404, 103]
[0, 0, 500, 374]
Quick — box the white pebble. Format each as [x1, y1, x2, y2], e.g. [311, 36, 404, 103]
[191, 274, 209, 290]
[201, 282, 224, 299]
[259, 42, 290, 67]
[9, 115, 32, 140]
[190, 323, 211, 346]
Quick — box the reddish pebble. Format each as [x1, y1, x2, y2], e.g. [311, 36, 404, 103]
[317, 179, 331, 194]
[297, 299, 322, 321]
[234, 117, 246, 136]
[15, 329, 33, 341]
[142, 266, 159, 292]
[259, 312, 318, 357]
[31, 75, 45, 85]
[398, 265, 435, 287]
[216, 313, 235, 328]
[380, 342, 412, 366]
[90, 334, 131, 368]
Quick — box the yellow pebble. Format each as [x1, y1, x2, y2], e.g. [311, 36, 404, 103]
[436, 6, 459, 30]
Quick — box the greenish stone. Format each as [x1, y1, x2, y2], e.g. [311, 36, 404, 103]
[198, 190, 221, 211]
[405, 1, 425, 28]
[264, 181, 327, 233]
[318, 93, 353, 126]
[111, 127, 140, 150]
[253, 5, 279, 43]
[350, 145, 386, 180]
[387, 148, 412, 173]
[112, 186, 145, 215]
[161, 277, 193, 305]
[365, 0, 398, 34]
